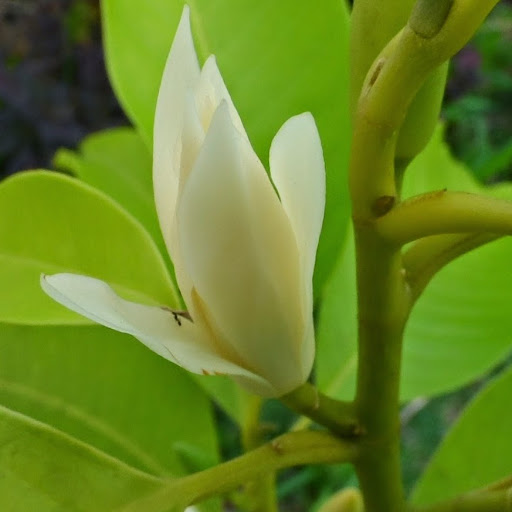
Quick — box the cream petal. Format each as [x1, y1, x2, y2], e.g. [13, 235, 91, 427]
[167, 93, 204, 309]
[180, 91, 205, 188]
[40, 273, 272, 391]
[269, 113, 326, 317]
[153, 6, 200, 254]
[177, 102, 307, 395]
[195, 55, 248, 139]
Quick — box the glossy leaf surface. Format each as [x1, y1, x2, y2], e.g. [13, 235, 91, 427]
[0, 323, 218, 476]
[0, 171, 177, 324]
[412, 366, 512, 504]
[53, 128, 170, 268]
[0, 404, 161, 511]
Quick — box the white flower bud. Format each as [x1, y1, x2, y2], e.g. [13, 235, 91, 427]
[41, 6, 325, 397]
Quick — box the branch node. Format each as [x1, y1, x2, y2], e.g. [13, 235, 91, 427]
[372, 195, 396, 217]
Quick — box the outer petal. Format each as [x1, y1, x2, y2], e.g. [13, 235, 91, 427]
[153, 6, 200, 253]
[166, 91, 205, 308]
[171, 57, 251, 304]
[269, 114, 324, 380]
[177, 102, 307, 396]
[195, 55, 248, 140]
[179, 91, 205, 189]
[41, 273, 273, 393]
[269, 113, 325, 331]
[269, 113, 326, 293]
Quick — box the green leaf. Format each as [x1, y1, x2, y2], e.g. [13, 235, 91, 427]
[0, 171, 178, 324]
[101, 0, 352, 294]
[412, 366, 512, 504]
[316, 126, 512, 401]
[401, 128, 512, 399]
[316, 227, 358, 400]
[0, 323, 218, 476]
[53, 127, 170, 269]
[0, 169, 245, 425]
[402, 125, 481, 195]
[193, 374, 249, 426]
[0, 404, 162, 511]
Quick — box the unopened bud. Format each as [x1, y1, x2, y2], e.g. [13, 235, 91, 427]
[410, 0, 454, 39]
[317, 488, 364, 512]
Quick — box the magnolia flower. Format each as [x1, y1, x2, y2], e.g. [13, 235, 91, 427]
[41, 6, 325, 397]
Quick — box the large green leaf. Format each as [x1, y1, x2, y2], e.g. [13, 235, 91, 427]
[0, 167, 246, 425]
[315, 227, 358, 400]
[316, 127, 512, 401]
[0, 405, 162, 511]
[412, 366, 512, 504]
[101, 0, 351, 294]
[401, 129, 512, 399]
[53, 127, 170, 270]
[0, 323, 218, 476]
[0, 171, 178, 324]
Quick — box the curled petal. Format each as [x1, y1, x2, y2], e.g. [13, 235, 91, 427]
[269, 113, 324, 380]
[270, 113, 326, 313]
[41, 273, 273, 393]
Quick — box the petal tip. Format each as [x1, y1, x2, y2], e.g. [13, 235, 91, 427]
[40, 272, 53, 290]
[179, 4, 192, 30]
[203, 54, 217, 67]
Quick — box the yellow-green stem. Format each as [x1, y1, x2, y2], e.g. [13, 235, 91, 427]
[375, 191, 512, 245]
[403, 233, 500, 302]
[241, 395, 278, 512]
[282, 382, 360, 437]
[350, 0, 448, 161]
[351, 228, 410, 512]
[115, 431, 357, 512]
[349, 56, 410, 512]
[348, 3, 499, 511]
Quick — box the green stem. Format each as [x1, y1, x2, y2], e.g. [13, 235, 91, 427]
[116, 431, 357, 512]
[352, 228, 410, 512]
[350, 0, 416, 114]
[241, 395, 278, 512]
[349, 49, 409, 512]
[281, 382, 361, 437]
[243, 476, 278, 512]
[356, 0, 499, 146]
[375, 191, 512, 245]
[348, 6, 500, 509]
[241, 395, 264, 451]
[351, 0, 448, 161]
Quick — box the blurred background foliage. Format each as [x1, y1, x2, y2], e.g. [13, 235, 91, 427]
[0, 0, 126, 178]
[1, 0, 512, 510]
[2, 0, 512, 179]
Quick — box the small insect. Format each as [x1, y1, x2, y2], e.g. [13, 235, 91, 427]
[161, 306, 192, 327]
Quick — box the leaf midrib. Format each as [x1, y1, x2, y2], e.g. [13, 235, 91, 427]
[0, 378, 168, 476]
